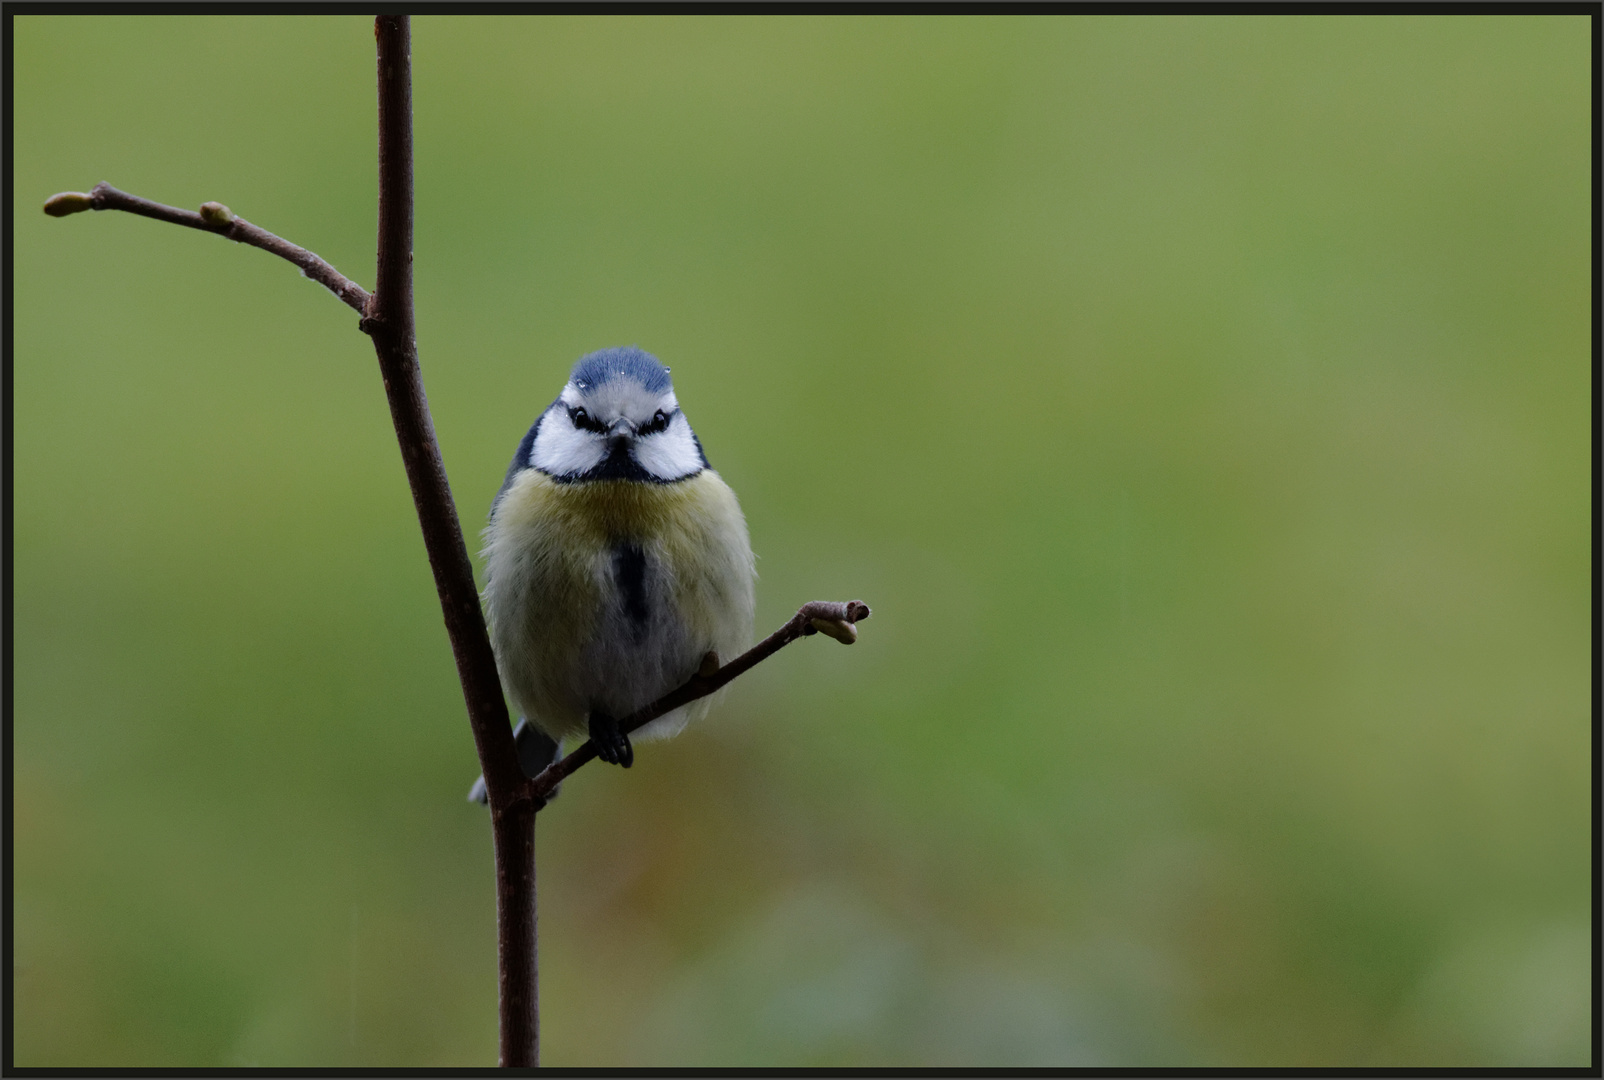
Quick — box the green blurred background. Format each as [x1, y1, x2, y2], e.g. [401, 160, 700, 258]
[12, 15, 1592, 1068]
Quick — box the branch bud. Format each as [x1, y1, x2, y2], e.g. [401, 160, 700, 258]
[43, 192, 93, 217]
[809, 617, 858, 644]
[198, 201, 235, 227]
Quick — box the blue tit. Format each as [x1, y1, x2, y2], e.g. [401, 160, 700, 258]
[469, 346, 755, 799]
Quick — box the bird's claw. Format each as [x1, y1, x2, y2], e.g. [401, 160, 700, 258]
[589, 712, 633, 768]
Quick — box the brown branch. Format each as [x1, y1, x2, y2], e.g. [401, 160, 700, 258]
[527, 600, 872, 804]
[46, 18, 537, 1068]
[45, 183, 372, 313]
[365, 16, 535, 1067]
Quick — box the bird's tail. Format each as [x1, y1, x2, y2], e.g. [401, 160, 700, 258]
[467, 718, 561, 805]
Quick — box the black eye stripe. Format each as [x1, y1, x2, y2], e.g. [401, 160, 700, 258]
[637, 409, 673, 436]
[567, 406, 607, 433]
[567, 405, 676, 435]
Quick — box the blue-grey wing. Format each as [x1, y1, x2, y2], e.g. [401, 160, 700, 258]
[490, 414, 546, 521]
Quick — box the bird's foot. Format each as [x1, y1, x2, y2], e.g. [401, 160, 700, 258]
[589, 712, 633, 768]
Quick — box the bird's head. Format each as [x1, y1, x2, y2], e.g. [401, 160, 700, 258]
[529, 346, 707, 483]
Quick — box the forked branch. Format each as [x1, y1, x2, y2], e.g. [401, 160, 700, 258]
[45, 183, 372, 313]
[45, 17, 533, 1063]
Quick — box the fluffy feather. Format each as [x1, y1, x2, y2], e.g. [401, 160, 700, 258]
[483, 452, 755, 745]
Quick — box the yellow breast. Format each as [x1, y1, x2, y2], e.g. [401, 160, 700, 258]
[481, 468, 755, 740]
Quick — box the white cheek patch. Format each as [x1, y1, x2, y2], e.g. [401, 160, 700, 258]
[530, 410, 605, 476]
[632, 413, 704, 481]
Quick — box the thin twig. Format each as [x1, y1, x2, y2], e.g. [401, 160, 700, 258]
[46, 20, 537, 1064]
[365, 14, 524, 836]
[527, 600, 872, 804]
[366, 16, 537, 1068]
[45, 183, 372, 313]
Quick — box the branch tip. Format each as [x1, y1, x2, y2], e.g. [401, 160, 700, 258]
[43, 192, 93, 217]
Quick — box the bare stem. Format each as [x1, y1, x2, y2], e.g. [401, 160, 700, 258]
[527, 601, 872, 803]
[45, 183, 372, 313]
[44, 28, 537, 1055]
[367, 15, 535, 1067]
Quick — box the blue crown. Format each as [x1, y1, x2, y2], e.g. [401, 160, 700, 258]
[569, 346, 672, 394]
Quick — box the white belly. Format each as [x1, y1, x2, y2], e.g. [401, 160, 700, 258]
[481, 469, 755, 744]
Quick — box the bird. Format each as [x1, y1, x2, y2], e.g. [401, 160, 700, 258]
[468, 346, 755, 803]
